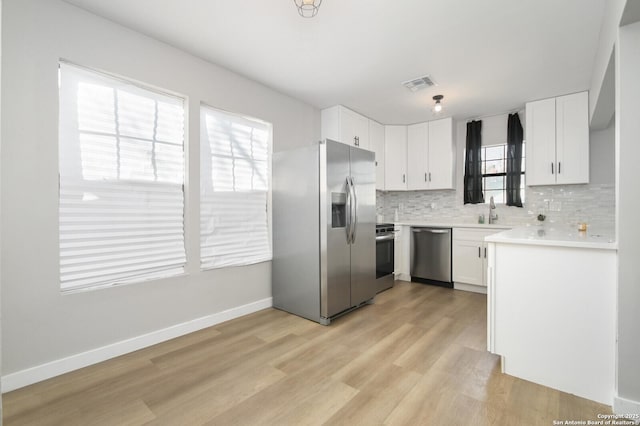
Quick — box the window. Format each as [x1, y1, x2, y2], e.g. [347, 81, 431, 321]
[200, 105, 272, 269]
[481, 143, 526, 203]
[58, 62, 186, 291]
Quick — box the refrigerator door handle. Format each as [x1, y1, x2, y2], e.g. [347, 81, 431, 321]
[345, 177, 352, 244]
[347, 176, 355, 244]
[350, 177, 358, 243]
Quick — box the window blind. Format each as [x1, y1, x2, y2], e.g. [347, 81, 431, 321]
[59, 62, 186, 291]
[200, 106, 272, 269]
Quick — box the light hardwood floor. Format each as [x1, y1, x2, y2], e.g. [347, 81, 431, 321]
[4, 281, 610, 425]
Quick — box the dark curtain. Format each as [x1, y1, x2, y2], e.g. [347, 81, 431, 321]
[464, 120, 484, 204]
[506, 113, 524, 207]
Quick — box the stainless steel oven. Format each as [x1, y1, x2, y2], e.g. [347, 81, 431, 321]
[376, 223, 395, 293]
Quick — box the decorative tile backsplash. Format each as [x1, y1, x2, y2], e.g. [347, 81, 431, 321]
[376, 184, 615, 229]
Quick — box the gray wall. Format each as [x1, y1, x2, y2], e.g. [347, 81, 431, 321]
[590, 0, 626, 121]
[590, 120, 616, 185]
[616, 19, 640, 411]
[1, 0, 320, 376]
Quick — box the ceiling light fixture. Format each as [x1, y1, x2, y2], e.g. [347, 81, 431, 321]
[294, 0, 322, 18]
[433, 95, 444, 114]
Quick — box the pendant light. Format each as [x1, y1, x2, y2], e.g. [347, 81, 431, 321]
[433, 95, 444, 114]
[294, 0, 322, 18]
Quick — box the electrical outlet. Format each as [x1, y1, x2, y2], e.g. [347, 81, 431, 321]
[550, 201, 562, 212]
[399, 202, 405, 211]
[430, 202, 436, 209]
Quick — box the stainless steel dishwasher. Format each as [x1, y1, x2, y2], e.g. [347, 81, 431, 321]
[410, 227, 453, 288]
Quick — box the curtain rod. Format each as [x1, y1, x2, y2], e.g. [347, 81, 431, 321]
[465, 109, 524, 123]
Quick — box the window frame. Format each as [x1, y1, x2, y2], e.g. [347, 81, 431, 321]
[479, 143, 526, 205]
[199, 103, 273, 270]
[58, 61, 187, 292]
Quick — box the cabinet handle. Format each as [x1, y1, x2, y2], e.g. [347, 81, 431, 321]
[354, 136, 359, 146]
[484, 247, 487, 258]
[424, 173, 427, 182]
[429, 172, 432, 182]
[402, 174, 405, 183]
[551, 162, 554, 174]
[478, 247, 481, 258]
[558, 162, 561, 174]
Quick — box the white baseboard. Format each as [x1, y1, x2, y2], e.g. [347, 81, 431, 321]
[1, 297, 273, 393]
[454, 282, 487, 294]
[395, 273, 411, 282]
[614, 395, 640, 415]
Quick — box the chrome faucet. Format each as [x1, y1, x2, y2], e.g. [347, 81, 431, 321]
[489, 196, 498, 224]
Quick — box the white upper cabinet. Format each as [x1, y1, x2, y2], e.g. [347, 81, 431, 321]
[407, 122, 429, 190]
[526, 98, 557, 185]
[321, 105, 454, 192]
[321, 105, 370, 150]
[384, 125, 408, 190]
[427, 117, 454, 190]
[406, 117, 454, 190]
[526, 91, 589, 186]
[369, 119, 385, 189]
[555, 92, 589, 184]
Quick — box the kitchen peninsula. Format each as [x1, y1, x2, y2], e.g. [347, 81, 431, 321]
[485, 225, 617, 405]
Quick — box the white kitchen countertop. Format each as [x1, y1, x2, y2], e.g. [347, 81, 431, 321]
[484, 224, 617, 250]
[393, 221, 512, 230]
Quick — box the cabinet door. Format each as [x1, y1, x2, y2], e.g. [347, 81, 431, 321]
[394, 226, 410, 279]
[340, 107, 370, 149]
[394, 226, 403, 276]
[369, 120, 385, 189]
[384, 125, 408, 190]
[526, 98, 557, 185]
[453, 239, 483, 285]
[556, 92, 589, 185]
[454, 228, 503, 287]
[320, 105, 341, 143]
[481, 242, 489, 287]
[407, 123, 429, 190]
[428, 117, 454, 189]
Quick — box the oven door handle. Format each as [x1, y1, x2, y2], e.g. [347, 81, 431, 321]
[376, 234, 396, 242]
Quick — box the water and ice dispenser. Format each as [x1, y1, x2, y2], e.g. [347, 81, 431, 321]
[331, 192, 346, 228]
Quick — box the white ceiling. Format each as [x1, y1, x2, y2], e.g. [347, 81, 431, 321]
[63, 0, 607, 125]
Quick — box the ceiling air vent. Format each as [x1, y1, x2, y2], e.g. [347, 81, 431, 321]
[402, 75, 437, 92]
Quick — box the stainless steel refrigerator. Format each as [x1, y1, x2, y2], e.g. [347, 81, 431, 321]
[272, 139, 376, 325]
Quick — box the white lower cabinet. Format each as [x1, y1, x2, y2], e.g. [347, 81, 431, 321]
[453, 239, 484, 286]
[487, 241, 615, 404]
[394, 225, 411, 281]
[452, 228, 504, 292]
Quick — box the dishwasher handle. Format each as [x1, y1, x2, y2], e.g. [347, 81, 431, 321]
[411, 228, 450, 234]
